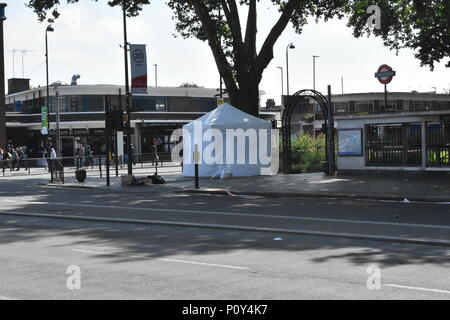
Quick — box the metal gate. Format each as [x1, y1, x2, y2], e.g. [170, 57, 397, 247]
[50, 159, 65, 183]
[427, 122, 450, 167]
[282, 88, 335, 175]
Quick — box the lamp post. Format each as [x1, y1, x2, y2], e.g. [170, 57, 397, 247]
[312, 55, 319, 91]
[0, 3, 6, 148]
[45, 24, 54, 138]
[122, 0, 132, 175]
[154, 64, 158, 87]
[285, 43, 295, 96]
[312, 55, 320, 138]
[54, 85, 61, 157]
[277, 66, 284, 103]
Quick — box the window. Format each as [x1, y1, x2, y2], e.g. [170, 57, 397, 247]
[355, 101, 374, 112]
[156, 99, 166, 111]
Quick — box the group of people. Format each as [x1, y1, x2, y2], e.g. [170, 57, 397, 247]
[0, 142, 29, 171]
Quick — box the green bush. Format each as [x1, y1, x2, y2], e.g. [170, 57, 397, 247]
[291, 134, 326, 173]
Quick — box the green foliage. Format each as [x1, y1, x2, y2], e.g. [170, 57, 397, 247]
[26, 0, 449, 115]
[345, 0, 450, 69]
[291, 134, 326, 173]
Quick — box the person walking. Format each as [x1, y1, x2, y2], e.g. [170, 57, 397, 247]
[49, 148, 57, 174]
[16, 147, 24, 171]
[11, 148, 18, 172]
[76, 145, 85, 168]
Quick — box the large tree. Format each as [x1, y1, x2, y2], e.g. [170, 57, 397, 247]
[27, 0, 449, 116]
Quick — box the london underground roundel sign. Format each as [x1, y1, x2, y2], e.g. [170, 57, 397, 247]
[375, 64, 396, 84]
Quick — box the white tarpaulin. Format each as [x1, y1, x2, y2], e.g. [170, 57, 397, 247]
[182, 103, 277, 177]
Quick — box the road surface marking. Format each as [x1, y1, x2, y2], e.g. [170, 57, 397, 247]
[71, 248, 249, 270]
[2, 210, 450, 246]
[5, 200, 450, 231]
[384, 283, 450, 294]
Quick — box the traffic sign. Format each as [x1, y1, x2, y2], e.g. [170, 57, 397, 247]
[375, 64, 396, 84]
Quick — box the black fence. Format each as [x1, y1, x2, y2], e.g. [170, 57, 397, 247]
[427, 122, 450, 167]
[366, 122, 450, 168]
[366, 123, 422, 166]
[1, 152, 182, 179]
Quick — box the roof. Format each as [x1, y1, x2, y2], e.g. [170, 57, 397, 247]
[184, 103, 270, 129]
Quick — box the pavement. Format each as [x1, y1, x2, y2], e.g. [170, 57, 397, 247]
[30, 166, 450, 203]
[1, 169, 450, 299]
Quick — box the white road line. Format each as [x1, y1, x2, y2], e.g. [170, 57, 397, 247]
[5, 199, 450, 231]
[2, 210, 450, 246]
[71, 248, 249, 270]
[384, 283, 450, 294]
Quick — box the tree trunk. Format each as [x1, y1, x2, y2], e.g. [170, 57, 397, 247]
[229, 76, 260, 117]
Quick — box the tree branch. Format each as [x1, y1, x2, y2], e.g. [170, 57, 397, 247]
[189, 1, 238, 93]
[256, 0, 299, 73]
[244, 0, 257, 58]
[221, 0, 243, 45]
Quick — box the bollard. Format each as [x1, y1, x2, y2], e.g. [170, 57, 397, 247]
[99, 156, 102, 178]
[194, 144, 200, 189]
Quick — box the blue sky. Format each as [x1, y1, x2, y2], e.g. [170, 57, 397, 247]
[4, 0, 450, 104]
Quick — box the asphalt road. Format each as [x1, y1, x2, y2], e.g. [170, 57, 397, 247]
[0, 178, 450, 299]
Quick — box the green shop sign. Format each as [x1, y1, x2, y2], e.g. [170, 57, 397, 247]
[41, 106, 48, 135]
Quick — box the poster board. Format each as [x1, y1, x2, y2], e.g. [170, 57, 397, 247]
[337, 129, 363, 156]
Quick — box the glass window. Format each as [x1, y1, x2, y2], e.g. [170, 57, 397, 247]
[156, 99, 166, 111]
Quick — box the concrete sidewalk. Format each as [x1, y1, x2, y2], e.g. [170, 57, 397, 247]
[179, 173, 450, 203]
[38, 166, 450, 202]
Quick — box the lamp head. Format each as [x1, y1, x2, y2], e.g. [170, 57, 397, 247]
[288, 43, 295, 49]
[0, 3, 7, 21]
[46, 25, 54, 32]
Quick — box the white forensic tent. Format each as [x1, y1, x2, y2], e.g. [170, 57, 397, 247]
[182, 103, 276, 177]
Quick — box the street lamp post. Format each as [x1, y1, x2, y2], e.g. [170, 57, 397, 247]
[277, 66, 284, 103]
[0, 3, 6, 148]
[312, 55, 320, 138]
[285, 43, 295, 96]
[54, 86, 61, 157]
[313, 55, 320, 91]
[154, 64, 158, 87]
[45, 24, 54, 139]
[122, 0, 132, 175]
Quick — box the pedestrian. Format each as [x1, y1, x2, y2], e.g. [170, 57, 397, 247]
[22, 147, 29, 170]
[151, 143, 159, 166]
[85, 145, 93, 167]
[76, 145, 85, 168]
[0, 148, 7, 171]
[49, 148, 57, 173]
[42, 148, 49, 170]
[16, 147, 24, 171]
[11, 148, 18, 172]
[131, 144, 136, 165]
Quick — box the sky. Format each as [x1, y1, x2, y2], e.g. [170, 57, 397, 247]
[3, 0, 450, 105]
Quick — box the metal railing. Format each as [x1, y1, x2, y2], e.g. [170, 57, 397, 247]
[1, 152, 182, 178]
